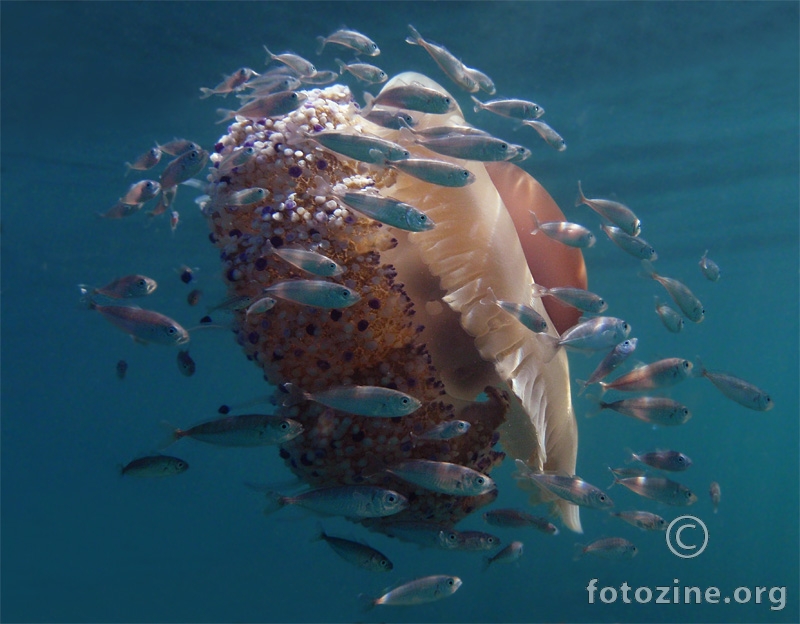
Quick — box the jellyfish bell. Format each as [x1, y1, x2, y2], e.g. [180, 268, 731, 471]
[374, 72, 584, 532]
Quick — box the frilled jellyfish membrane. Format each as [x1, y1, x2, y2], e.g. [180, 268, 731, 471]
[205, 71, 586, 534]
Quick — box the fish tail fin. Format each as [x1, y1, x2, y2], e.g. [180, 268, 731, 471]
[334, 58, 347, 75]
[198, 87, 214, 100]
[470, 94, 484, 113]
[639, 259, 658, 281]
[315, 36, 327, 55]
[479, 286, 499, 308]
[575, 180, 586, 207]
[572, 543, 587, 561]
[78, 285, 97, 310]
[361, 91, 376, 116]
[693, 355, 708, 379]
[537, 333, 561, 364]
[405, 24, 423, 45]
[554, 500, 582, 534]
[529, 282, 549, 300]
[481, 555, 492, 573]
[262, 490, 287, 516]
[157, 421, 181, 449]
[357, 593, 376, 612]
[528, 209, 542, 235]
[310, 521, 326, 543]
[623, 447, 637, 465]
[575, 379, 590, 398]
[262, 45, 275, 63]
[280, 382, 307, 407]
[215, 109, 236, 125]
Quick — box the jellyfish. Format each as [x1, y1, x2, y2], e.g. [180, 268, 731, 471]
[203, 72, 586, 533]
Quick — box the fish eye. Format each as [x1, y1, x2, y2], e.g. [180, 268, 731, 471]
[400, 397, 410, 405]
[447, 578, 455, 586]
[622, 322, 630, 331]
[386, 494, 397, 503]
[447, 532, 457, 541]
[476, 476, 485, 485]
[682, 361, 691, 369]
[167, 326, 178, 335]
[598, 494, 607, 502]
[500, 142, 508, 150]
[443, 97, 452, 105]
[487, 536, 497, 544]
[379, 72, 387, 80]
[380, 559, 389, 567]
[461, 170, 470, 178]
[279, 421, 290, 430]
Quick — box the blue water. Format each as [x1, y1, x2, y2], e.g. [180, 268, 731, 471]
[2, 2, 797, 622]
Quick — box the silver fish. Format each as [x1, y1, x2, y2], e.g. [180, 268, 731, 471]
[362, 108, 416, 130]
[124, 146, 162, 173]
[641, 260, 704, 322]
[157, 138, 202, 157]
[447, 530, 501, 551]
[176, 349, 196, 377]
[414, 420, 470, 441]
[168, 414, 302, 447]
[87, 274, 157, 299]
[264, 279, 361, 309]
[400, 122, 489, 139]
[335, 59, 387, 84]
[316, 28, 379, 56]
[217, 91, 308, 124]
[369, 83, 455, 114]
[283, 382, 421, 417]
[602, 225, 657, 260]
[462, 64, 496, 94]
[389, 157, 476, 187]
[414, 134, 516, 162]
[483, 509, 559, 535]
[121, 179, 160, 205]
[148, 185, 176, 217]
[216, 146, 257, 173]
[217, 187, 268, 207]
[614, 476, 697, 506]
[530, 284, 607, 314]
[377, 520, 454, 548]
[575, 537, 637, 560]
[405, 25, 478, 92]
[385, 459, 495, 496]
[576, 181, 641, 236]
[311, 130, 409, 163]
[592, 396, 692, 426]
[655, 298, 684, 333]
[530, 211, 595, 248]
[160, 148, 209, 189]
[338, 190, 435, 232]
[365, 575, 462, 608]
[611, 510, 667, 531]
[299, 70, 339, 86]
[481, 287, 548, 333]
[241, 73, 302, 95]
[120, 455, 188, 478]
[245, 296, 277, 318]
[199, 67, 256, 99]
[699, 250, 721, 281]
[695, 361, 773, 411]
[86, 298, 189, 346]
[578, 338, 638, 394]
[598, 358, 693, 394]
[709, 481, 721, 513]
[262, 46, 316, 77]
[629, 450, 692, 472]
[483, 541, 524, 571]
[272, 247, 344, 277]
[97, 200, 142, 219]
[541, 316, 630, 359]
[514, 460, 613, 509]
[471, 95, 544, 120]
[521, 119, 567, 151]
[264, 485, 408, 518]
[313, 526, 393, 573]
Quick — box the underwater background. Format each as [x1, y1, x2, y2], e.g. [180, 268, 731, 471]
[1, 2, 797, 622]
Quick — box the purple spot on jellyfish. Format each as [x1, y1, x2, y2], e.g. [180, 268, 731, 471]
[255, 257, 268, 270]
[270, 236, 284, 248]
[316, 157, 327, 168]
[214, 142, 224, 153]
[357, 320, 369, 332]
[368, 298, 381, 310]
[288, 166, 302, 178]
[248, 332, 259, 345]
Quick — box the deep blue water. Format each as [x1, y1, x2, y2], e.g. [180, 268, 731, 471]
[2, 2, 798, 622]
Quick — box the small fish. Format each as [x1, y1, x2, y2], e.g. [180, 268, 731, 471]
[613, 475, 697, 506]
[611, 510, 667, 531]
[655, 298, 684, 333]
[160, 148, 209, 189]
[87, 274, 157, 299]
[97, 200, 142, 219]
[199, 67, 257, 98]
[176, 349, 196, 377]
[120, 180, 161, 205]
[629, 450, 692, 472]
[216, 146, 257, 173]
[709, 481, 721, 513]
[471, 95, 544, 120]
[272, 247, 344, 277]
[602, 225, 657, 260]
[414, 134, 516, 162]
[506, 144, 532, 162]
[530, 284, 607, 314]
[400, 122, 489, 139]
[575, 537, 637, 560]
[338, 191, 435, 232]
[148, 185, 177, 217]
[577, 338, 638, 394]
[483, 541, 524, 571]
[167, 414, 303, 447]
[245, 296, 277, 318]
[125, 147, 162, 173]
[264, 279, 361, 309]
[262, 46, 316, 77]
[187, 289, 202, 306]
[363, 575, 462, 609]
[283, 382, 421, 417]
[120, 455, 188, 478]
[481, 287, 548, 333]
[217, 91, 308, 124]
[314, 526, 392, 573]
[377, 520, 455, 548]
[368, 83, 455, 114]
[514, 460, 613, 509]
[169, 210, 180, 234]
[263, 485, 408, 518]
[405, 25, 478, 92]
[216, 187, 268, 207]
[640, 260, 704, 323]
[608, 467, 647, 480]
[449, 530, 501, 551]
[540, 316, 630, 360]
[311, 130, 409, 163]
[241, 73, 302, 96]
[384, 459, 495, 496]
[590, 396, 692, 426]
[695, 361, 773, 411]
[158, 138, 202, 157]
[414, 420, 470, 441]
[301, 70, 346, 86]
[362, 108, 416, 130]
[483, 509, 559, 535]
[699, 250, 721, 281]
[116, 359, 128, 380]
[597, 358, 693, 394]
[389, 157, 475, 187]
[462, 64, 496, 94]
[335, 59, 387, 84]
[521, 119, 567, 151]
[84, 296, 189, 346]
[316, 28, 379, 56]
[530, 211, 595, 248]
[207, 294, 254, 313]
[576, 181, 641, 236]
